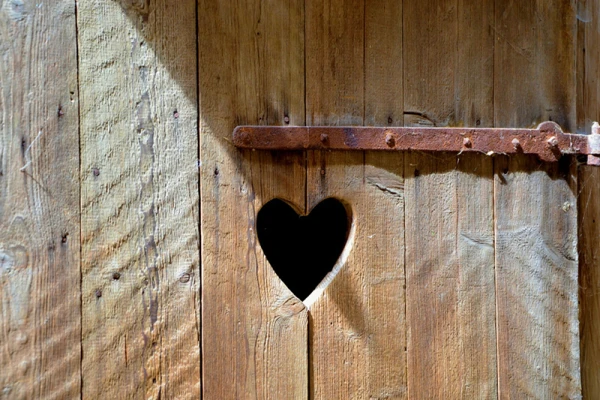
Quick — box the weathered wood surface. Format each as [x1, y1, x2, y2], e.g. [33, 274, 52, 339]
[403, 0, 497, 398]
[306, 1, 407, 398]
[78, 1, 200, 398]
[0, 1, 81, 399]
[199, 0, 308, 398]
[495, 0, 576, 131]
[494, 1, 580, 397]
[0, 0, 592, 398]
[577, 0, 600, 134]
[578, 1, 600, 396]
[494, 156, 579, 398]
[404, 153, 497, 399]
[580, 165, 600, 398]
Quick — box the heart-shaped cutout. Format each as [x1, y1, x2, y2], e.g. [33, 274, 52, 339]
[256, 198, 351, 301]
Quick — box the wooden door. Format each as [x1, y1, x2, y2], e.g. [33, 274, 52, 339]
[3, 0, 600, 398]
[199, 0, 582, 398]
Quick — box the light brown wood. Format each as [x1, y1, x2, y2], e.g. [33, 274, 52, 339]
[579, 166, 600, 397]
[365, 1, 403, 127]
[494, 1, 580, 397]
[577, 0, 600, 134]
[402, 0, 497, 398]
[1, 0, 590, 397]
[307, 1, 407, 398]
[78, 1, 200, 398]
[198, 0, 308, 398]
[494, 156, 580, 398]
[0, 2, 81, 398]
[403, 0, 456, 127]
[404, 153, 498, 399]
[494, 0, 576, 131]
[578, 0, 600, 396]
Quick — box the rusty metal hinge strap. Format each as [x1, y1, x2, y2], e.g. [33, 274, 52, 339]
[233, 121, 600, 164]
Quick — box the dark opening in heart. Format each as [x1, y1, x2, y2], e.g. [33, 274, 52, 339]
[256, 198, 351, 301]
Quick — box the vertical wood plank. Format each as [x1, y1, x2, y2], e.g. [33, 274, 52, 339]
[580, 165, 600, 397]
[403, 0, 456, 127]
[307, 1, 407, 398]
[78, 1, 200, 398]
[198, 0, 308, 398]
[364, 2, 406, 397]
[575, 0, 600, 134]
[0, 2, 81, 398]
[578, 0, 600, 396]
[365, 1, 403, 127]
[403, 153, 497, 398]
[306, 0, 364, 126]
[581, 0, 600, 132]
[494, 1, 580, 397]
[494, 0, 576, 131]
[305, 0, 365, 397]
[403, 0, 497, 397]
[494, 156, 580, 398]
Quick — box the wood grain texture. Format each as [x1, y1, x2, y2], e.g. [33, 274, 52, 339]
[404, 153, 497, 399]
[577, 0, 599, 134]
[365, 1, 403, 127]
[582, 0, 599, 133]
[307, 151, 407, 400]
[578, 0, 600, 396]
[404, 0, 494, 128]
[494, 1, 580, 397]
[403, 0, 455, 127]
[78, 1, 200, 398]
[494, 0, 576, 131]
[403, 0, 497, 397]
[0, 1, 81, 399]
[579, 165, 600, 397]
[307, 1, 407, 398]
[494, 156, 580, 398]
[306, 0, 364, 126]
[198, 1, 308, 398]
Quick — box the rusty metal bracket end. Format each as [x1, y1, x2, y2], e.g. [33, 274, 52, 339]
[233, 121, 600, 164]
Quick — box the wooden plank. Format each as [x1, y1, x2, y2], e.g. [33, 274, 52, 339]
[365, 1, 403, 127]
[306, 150, 407, 400]
[307, 1, 407, 398]
[198, 1, 308, 398]
[494, 1, 580, 397]
[0, 2, 82, 398]
[403, 153, 496, 398]
[403, 0, 494, 128]
[494, 156, 579, 398]
[403, 0, 456, 127]
[402, 0, 497, 397]
[306, 0, 364, 126]
[579, 0, 600, 396]
[579, 166, 600, 397]
[78, 1, 200, 398]
[0, 2, 81, 399]
[494, 0, 576, 131]
[577, 0, 600, 134]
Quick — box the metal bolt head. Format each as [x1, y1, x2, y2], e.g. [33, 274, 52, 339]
[463, 138, 472, 148]
[511, 138, 521, 150]
[547, 136, 559, 147]
[385, 133, 395, 147]
[320, 133, 329, 143]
